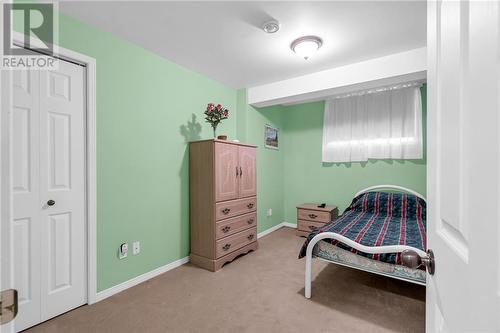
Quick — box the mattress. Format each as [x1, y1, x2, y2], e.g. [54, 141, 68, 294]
[299, 191, 427, 279]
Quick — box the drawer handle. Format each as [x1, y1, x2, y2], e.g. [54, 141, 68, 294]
[308, 225, 318, 231]
[222, 226, 231, 233]
[247, 203, 254, 209]
[222, 244, 231, 251]
[247, 219, 254, 225]
[222, 208, 231, 215]
[247, 234, 254, 241]
[308, 214, 318, 219]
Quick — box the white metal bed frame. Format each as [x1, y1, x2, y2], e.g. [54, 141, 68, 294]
[304, 185, 427, 298]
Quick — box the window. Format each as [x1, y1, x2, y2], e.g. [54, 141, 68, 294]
[322, 84, 423, 163]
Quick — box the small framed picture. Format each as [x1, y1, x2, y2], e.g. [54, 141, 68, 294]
[264, 124, 279, 150]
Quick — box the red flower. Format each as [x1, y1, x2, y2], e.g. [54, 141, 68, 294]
[216, 104, 222, 111]
[224, 110, 228, 117]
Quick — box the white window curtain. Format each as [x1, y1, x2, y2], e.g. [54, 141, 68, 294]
[322, 84, 423, 163]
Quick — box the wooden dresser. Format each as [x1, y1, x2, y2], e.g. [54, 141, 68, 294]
[296, 204, 338, 237]
[189, 139, 258, 271]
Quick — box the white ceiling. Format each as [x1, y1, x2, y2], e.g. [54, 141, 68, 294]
[59, 1, 426, 89]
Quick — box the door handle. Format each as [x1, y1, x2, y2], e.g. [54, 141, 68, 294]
[401, 249, 435, 275]
[47, 199, 55, 206]
[240, 167, 242, 177]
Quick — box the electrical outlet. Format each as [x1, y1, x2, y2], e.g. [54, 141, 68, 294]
[133, 241, 140, 255]
[119, 243, 128, 259]
[267, 208, 272, 217]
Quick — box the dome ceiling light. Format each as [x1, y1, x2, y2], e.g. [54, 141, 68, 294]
[290, 36, 323, 60]
[262, 20, 281, 34]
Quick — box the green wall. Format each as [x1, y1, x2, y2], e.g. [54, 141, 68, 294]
[238, 92, 285, 233]
[240, 85, 426, 229]
[280, 87, 427, 222]
[14, 8, 288, 292]
[52, 14, 238, 291]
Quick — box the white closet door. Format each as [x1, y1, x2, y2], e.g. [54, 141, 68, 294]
[11, 58, 86, 332]
[12, 69, 42, 332]
[39, 61, 86, 321]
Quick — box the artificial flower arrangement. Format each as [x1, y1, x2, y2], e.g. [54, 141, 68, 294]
[204, 103, 229, 138]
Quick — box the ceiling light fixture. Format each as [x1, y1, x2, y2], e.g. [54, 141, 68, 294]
[290, 36, 323, 60]
[262, 20, 280, 34]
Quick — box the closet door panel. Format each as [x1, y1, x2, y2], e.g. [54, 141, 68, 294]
[215, 143, 239, 202]
[11, 69, 42, 332]
[39, 60, 86, 321]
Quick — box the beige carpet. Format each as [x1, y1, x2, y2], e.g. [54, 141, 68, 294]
[26, 227, 425, 333]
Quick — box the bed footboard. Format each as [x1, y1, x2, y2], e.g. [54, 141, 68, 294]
[304, 232, 427, 298]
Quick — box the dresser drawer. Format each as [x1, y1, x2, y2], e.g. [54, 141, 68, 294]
[297, 209, 331, 223]
[216, 212, 257, 239]
[297, 220, 326, 233]
[216, 227, 257, 258]
[215, 197, 257, 221]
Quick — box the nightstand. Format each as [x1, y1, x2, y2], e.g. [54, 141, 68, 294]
[296, 204, 338, 237]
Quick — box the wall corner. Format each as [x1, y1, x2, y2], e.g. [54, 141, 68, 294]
[236, 88, 248, 142]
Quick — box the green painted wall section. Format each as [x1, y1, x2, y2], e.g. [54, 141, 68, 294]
[236, 89, 248, 142]
[281, 86, 427, 223]
[50, 14, 238, 291]
[237, 91, 286, 233]
[14, 8, 289, 291]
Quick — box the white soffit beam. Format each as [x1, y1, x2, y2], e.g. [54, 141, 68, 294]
[248, 47, 427, 107]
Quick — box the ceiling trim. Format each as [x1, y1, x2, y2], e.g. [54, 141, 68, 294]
[248, 47, 427, 107]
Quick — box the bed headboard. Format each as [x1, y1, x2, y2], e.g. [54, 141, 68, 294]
[355, 185, 426, 202]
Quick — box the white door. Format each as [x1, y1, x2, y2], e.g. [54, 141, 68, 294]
[11, 68, 42, 331]
[10, 58, 86, 331]
[427, 0, 500, 331]
[1, 63, 16, 333]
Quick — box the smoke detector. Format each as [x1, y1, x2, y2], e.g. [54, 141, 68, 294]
[262, 20, 280, 34]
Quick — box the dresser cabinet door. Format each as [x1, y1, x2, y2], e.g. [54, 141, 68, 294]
[238, 146, 256, 198]
[215, 143, 239, 202]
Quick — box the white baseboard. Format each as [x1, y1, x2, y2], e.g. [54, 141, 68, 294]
[94, 256, 190, 303]
[94, 221, 294, 303]
[282, 222, 297, 228]
[257, 221, 296, 239]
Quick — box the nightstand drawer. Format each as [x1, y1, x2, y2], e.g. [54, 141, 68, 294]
[297, 209, 331, 223]
[297, 220, 325, 232]
[296, 204, 338, 237]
